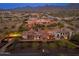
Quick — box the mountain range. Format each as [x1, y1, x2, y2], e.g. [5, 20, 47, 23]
[0, 3, 79, 11]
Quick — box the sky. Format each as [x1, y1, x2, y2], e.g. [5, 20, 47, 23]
[0, 3, 68, 9]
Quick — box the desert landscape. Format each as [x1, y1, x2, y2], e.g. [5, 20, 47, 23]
[0, 3, 79, 56]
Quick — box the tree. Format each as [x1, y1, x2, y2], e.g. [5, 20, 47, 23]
[71, 33, 79, 45]
[19, 24, 28, 32]
[58, 23, 64, 28]
[4, 27, 8, 30]
[47, 24, 57, 28]
[11, 25, 15, 29]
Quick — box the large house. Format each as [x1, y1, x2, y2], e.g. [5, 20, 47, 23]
[22, 28, 73, 41]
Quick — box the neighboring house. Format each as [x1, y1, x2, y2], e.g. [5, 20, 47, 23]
[25, 18, 58, 28]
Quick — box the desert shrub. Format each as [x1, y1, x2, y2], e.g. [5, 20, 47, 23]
[55, 40, 66, 47]
[43, 43, 49, 48]
[32, 42, 39, 49]
[51, 40, 76, 49]
[71, 33, 79, 45]
[65, 40, 76, 49]
[48, 43, 57, 48]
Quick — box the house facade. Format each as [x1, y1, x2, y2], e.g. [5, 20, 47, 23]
[22, 28, 73, 41]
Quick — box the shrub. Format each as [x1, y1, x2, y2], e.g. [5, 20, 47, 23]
[48, 43, 57, 48]
[55, 40, 66, 47]
[66, 40, 76, 49]
[71, 33, 79, 44]
[32, 42, 39, 49]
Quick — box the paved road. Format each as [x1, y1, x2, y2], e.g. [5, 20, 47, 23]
[0, 39, 15, 52]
